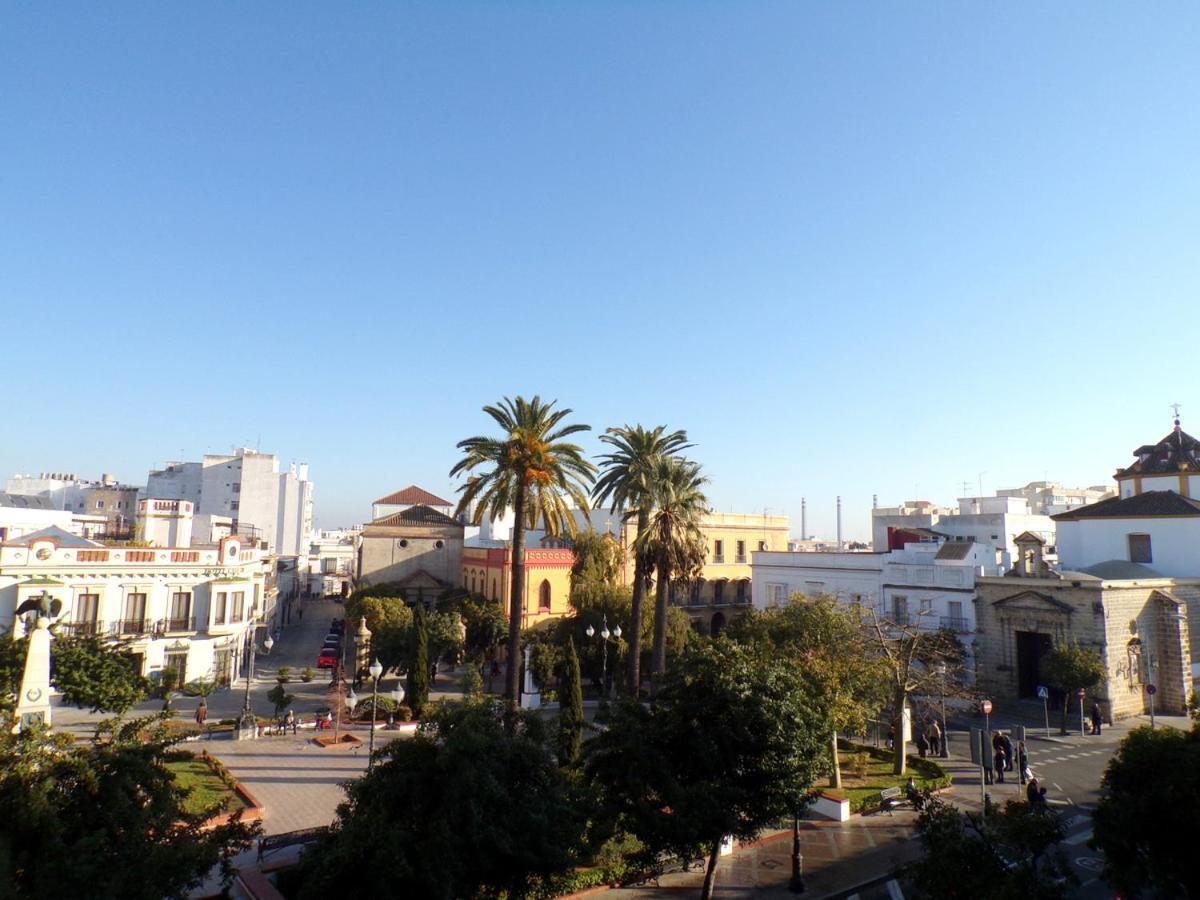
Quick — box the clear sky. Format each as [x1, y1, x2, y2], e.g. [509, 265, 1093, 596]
[3, 4, 1199, 538]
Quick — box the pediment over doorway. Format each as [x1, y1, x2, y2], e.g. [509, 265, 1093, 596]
[991, 590, 1074, 615]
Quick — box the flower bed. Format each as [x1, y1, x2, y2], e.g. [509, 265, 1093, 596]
[835, 739, 951, 814]
[166, 750, 263, 826]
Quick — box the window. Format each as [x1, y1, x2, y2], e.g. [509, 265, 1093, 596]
[538, 580, 551, 611]
[95, 500, 105, 510]
[231, 591, 245, 623]
[758, 540, 768, 552]
[1128, 533, 1152, 564]
[122, 592, 147, 633]
[713, 581, 725, 604]
[164, 651, 188, 685]
[891, 595, 908, 625]
[231, 500, 240, 511]
[76, 593, 100, 632]
[214, 649, 233, 685]
[213, 592, 228, 624]
[169, 592, 192, 630]
[232, 483, 240, 493]
[491, 579, 498, 601]
[713, 540, 724, 563]
[735, 540, 746, 563]
[920, 598, 933, 617]
[767, 583, 787, 605]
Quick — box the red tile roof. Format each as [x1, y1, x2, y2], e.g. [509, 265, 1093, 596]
[373, 485, 453, 507]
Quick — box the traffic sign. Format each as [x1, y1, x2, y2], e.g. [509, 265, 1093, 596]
[1146, 683, 1157, 695]
[1076, 688, 1086, 699]
[981, 699, 993, 715]
[1036, 685, 1049, 700]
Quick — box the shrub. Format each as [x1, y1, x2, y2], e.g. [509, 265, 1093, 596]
[159, 666, 180, 693]
[462, 664, 483, 698]
[301, 667, 315, 683]
[350, 695, 408, 721]
[275, 666, 292, 684]
[850, 751, 870, 779]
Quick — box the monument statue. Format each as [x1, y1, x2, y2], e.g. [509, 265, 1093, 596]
[13, 592, 57, 732]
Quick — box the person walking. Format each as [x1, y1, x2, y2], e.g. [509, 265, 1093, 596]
[195, 698, 208, 729]
[994, 743, 1007, 783]
[915, 729, 929, 759]
[1000, 731, 1014, 771]
[927, 720, 942, 757]
[1017, 741, 1030, 784]
[1026, 777, 1046, 806]
[285, 708, 297, 734]
[1090, 701, 1103, 736]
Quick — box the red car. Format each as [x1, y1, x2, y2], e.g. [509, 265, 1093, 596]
[317, 648, 339, 669]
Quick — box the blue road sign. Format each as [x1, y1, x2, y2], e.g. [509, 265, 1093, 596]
[1036, 685, 1049, 699]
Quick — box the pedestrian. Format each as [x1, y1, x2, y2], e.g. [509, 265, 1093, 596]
[298, 605, 304, 622]
[886, 724, 895, 751]
[983, 751, 994, 785]
[1017, 741, 1030, 784]
[195, 698, 208, 728]
[1090, 701, 1103, 736]
[994, 744, 1007, 783]
[285, 708, 296, 734]
[916, 729, 928, 758]
[1000, 731, 1014, 771]
[1026, 777, 1046, 806]
[430, 660, 437, 681]
[927, 720, 942, 757]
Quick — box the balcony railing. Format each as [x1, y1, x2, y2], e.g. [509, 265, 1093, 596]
[59, 621, 103, 637]
[939, 615, 971, 633]
[162, 616, 198, 633]
[115, 619, 152, 636]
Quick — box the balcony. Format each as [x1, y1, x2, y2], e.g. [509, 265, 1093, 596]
[735, 555, 747, 564]
[115, 619, 152, 637]
[59, 621, 103, 637]
[162, 616, 199, 634]
[940, 615, 971, 633]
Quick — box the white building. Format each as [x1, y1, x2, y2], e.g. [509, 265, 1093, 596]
[1054, 420, 1200, 580]
[146, 449, 313, 556]
[872, 495, 1055, 566]
[996, 481, 1113, 516]
[6, 472, 141, 537]
[307, 528, 359, 597]
[0, 528, 277, 687]
[0, 494, 108, 542]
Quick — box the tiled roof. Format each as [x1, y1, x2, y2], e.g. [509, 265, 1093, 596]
[5, 526, 103, 548]
[1116, 426, 1200, 477]
[373, 485, 453, 507]
[369, 505, 462, 528]
[935, 542, 974, 560]
[1080, 560, 1164, 579]
[1051, 490, 1200, 521]
[0, 493, 57, 510]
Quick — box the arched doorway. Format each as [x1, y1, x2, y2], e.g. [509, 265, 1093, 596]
[538, 580, 551, 611]
[710, 612, 726, 636]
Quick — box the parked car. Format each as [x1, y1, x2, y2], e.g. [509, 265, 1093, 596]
[317, 648, 339, 669]
[322, 636, 341, 649]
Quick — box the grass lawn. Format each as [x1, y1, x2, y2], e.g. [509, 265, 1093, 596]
[165, 755, 252, 818]
[836, 751, 943, 811]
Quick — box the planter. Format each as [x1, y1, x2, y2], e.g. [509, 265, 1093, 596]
[810, 792, 851, 822]
[313, 733, 362, 748]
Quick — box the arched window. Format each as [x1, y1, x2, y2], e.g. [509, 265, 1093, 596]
[710, 612, 726, 636]
[538, 580, 551, 611]
[491, 579, 498, 601]
[471, 575, 476, 593]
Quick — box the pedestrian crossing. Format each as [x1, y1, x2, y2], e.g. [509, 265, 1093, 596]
[1032, 748, 1108, 766]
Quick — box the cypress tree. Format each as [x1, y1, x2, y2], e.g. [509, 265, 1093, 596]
[558, 637, 584, 767]
[408, 602, 430, 718]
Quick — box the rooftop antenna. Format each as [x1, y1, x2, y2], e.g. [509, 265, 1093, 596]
[960, 480, 971, 497]
[977, 471, 986, 497]
[1171, 402, 1182, 433]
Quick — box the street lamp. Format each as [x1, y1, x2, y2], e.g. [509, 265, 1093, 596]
[585, 614, 622, 700]
[238, 628, 273, 739]
[935, 663, 949, 758]
[789, 810, 806, 893]
[367, 658, 383, 771]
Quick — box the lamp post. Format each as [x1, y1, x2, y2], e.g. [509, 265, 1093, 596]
[788, 810, 806, 892]
[585, 614, 622, 701]
[367, 658, 383, 770]
[936, 663, 949, 758]
[238, 628, 273, 739]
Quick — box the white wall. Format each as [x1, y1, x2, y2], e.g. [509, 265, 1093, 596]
[752, 552, 885, 609]
[1057, 517, 1200, 577]
[0, 506, 76, 541]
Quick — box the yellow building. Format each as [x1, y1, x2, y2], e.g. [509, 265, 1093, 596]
[601, 509, 790, 635]
[461, 543, 574, 629]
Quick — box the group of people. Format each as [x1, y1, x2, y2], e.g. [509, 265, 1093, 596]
[913, 718, 944, 758]
[984, 730, 1030, 785]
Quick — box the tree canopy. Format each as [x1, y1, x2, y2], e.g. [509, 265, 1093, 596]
[294, 702, 587, 899]
[569, 528, 625, 588]
[585, 639, 830, 899]
[1091, 721, 1200, 897]
[0, 716, 258, 899]
[1040, 642, 1106, 733]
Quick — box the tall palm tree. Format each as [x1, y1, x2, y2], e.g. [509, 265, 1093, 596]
[592, 425, 691, 696]
[639, 456, 708, 678]
[451, 396, 596, 709]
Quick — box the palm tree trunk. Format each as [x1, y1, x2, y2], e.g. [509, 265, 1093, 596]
[701, 840, 722, 900]
[651, 548, 669, 678]
[507, 484, 527, 711]
[626, 508, 649, 698]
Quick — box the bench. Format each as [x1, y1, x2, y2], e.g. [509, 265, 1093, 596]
[257, 826, 329, 861]
[877, 786, 908, 815]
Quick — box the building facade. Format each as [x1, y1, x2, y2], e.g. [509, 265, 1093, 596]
[372, 486, 454, 522]
[357, 505, 464, 592]
[461, 544, 573, 629]
[0, 529, 277, 687]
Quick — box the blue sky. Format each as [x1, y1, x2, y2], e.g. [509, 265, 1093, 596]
[3, 4, 1199, 537]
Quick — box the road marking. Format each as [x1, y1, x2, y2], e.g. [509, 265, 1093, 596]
[886, 879, 905, 900]
[1065, 829, 1094, 846]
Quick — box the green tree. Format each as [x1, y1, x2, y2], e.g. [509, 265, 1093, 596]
[592, 424, 691, 698]
[294, 702, 587, 900]
[586, 639, 830, 900]
[729, 596, 888, 788]
[267, 684, 295, 719]
[1040, 642, 1106, 734]
[639, 456, 708, 680]
[905, 796, 1075, 898]
[451, 396, 596, 709]
[407, 603, 430, 718]
[460, 597, 507, 667]
[427, 608, 465, 667]
[0, 633, 30, 713]
[865, 613, 966, 775]
[0, 715, 258, 899]
[51, 635, 151, 714]
[558, 637, 584, 767]
[569, 528, 625, 588]
[1091, 723, 1200, 897]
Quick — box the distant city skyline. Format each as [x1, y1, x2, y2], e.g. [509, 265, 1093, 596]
[4, 5, 1198, 539]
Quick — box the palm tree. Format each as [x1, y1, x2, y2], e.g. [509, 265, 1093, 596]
[639, 456, 708, 679]
[592, 425, 691, 697]
[451, 396, 596, 709]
